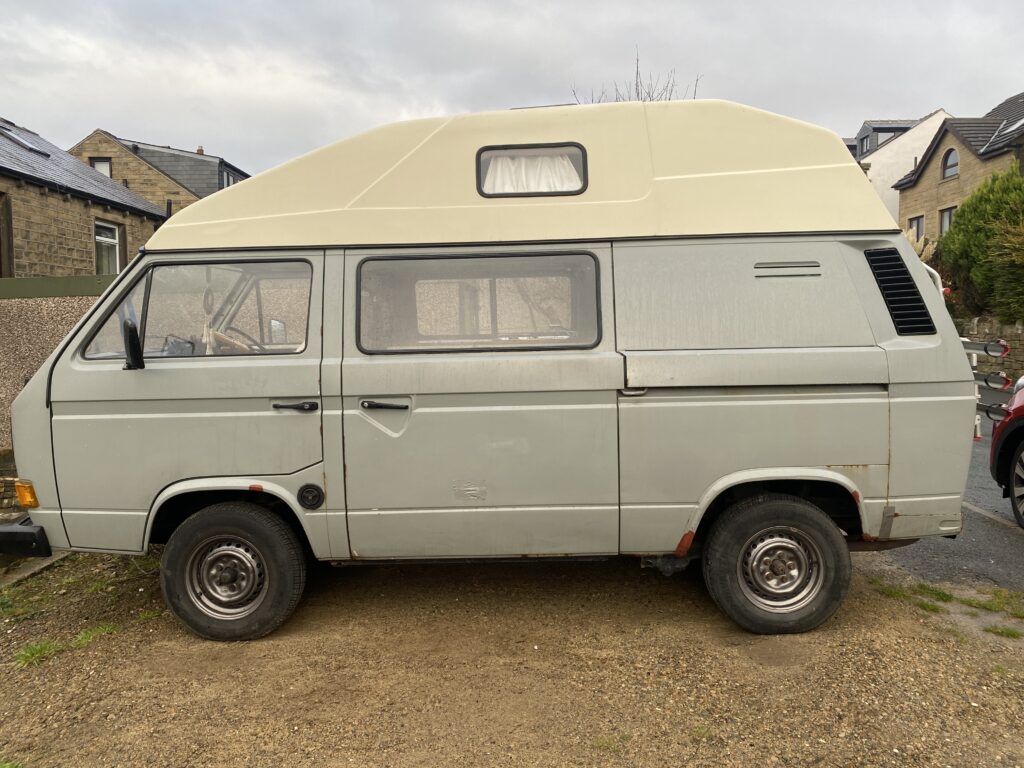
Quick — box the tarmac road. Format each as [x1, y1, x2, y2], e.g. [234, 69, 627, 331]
[881, 414, 1024, 591]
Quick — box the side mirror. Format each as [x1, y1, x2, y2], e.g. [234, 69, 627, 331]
[269, 318, 287, 344]
[122, 319, 145, 370]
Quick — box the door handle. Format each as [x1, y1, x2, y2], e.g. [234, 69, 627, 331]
[360, 400, 409, 410]
[618, 388, 648, 397]
[272, 401, 319, 412]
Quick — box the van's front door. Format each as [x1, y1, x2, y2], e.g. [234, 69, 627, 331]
[48, 253, 324, 551]
[338, 246, 622, 558]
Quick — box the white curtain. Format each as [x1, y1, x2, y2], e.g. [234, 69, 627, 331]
[482, 153, 582, 195]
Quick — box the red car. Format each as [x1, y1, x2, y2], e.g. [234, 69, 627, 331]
[990, 380, 1024, 527]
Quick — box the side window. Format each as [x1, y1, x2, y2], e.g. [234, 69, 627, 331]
[359, 253, 599, 353]
[83, 279, 146, 359]
[84, 260, 312, 360]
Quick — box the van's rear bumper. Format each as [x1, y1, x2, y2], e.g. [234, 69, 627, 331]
[0, 516, 52, 558]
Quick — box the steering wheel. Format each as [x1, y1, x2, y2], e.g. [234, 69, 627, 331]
[223, 325, 265, 352]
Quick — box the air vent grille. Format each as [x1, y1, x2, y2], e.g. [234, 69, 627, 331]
[864, 248, 936, 335]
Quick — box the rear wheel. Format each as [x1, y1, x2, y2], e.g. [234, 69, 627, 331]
[1009, 442, 1024, 529]
[702, 493, 851, 634]
[161, 502, 307, 640]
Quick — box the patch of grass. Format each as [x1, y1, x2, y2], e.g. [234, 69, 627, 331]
[72, 624, 118, 649]
[0, 760, 25, 768]
[136, 608, 162, 622]
[14, 639, 64, 668]
[983, 625, 1023, 639]
[913, 583, 954, 603]
[873, 582, 910, 600]
[912, 599, 948, 614]
[957, 596, 1003, 613]
[992, 664, 1008, 676]
[591, 733, 631, 753]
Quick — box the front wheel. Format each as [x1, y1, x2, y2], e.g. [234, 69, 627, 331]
[161, 502, 307, 640]
[1009, 442, 1024, 529]
[702, 493, 851, 634]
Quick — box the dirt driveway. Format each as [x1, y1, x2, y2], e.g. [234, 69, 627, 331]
[1, 552, 1022, 768]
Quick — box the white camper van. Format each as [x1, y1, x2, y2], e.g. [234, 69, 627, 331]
[3, 100, 975, 640]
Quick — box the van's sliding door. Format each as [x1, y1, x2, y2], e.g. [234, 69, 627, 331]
[337, 245, 623, 558]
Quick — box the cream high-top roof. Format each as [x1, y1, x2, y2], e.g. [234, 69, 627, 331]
[145, 99, 897, 252]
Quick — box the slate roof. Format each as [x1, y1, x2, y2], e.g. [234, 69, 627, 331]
[893, 94, 1024, 190]
[116, 138, 249, 198]
[0, 118, 165, 218]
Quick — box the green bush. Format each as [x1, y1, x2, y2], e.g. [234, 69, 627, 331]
[937, 167, 1024, 317]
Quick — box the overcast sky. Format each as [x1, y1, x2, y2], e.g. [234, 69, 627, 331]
[2, 0, 1021, 174]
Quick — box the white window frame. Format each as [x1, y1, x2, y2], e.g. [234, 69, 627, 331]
[90, 158, 112, 178]
[95, 220, 120, 275]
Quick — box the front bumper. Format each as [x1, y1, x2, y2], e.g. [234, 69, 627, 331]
[0, 516, 52, 558]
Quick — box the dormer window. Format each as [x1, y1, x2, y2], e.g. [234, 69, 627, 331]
[477, 143, 587, 197]
[941, 148, 959, 179]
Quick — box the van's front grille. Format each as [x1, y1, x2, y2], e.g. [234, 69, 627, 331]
[864, 248, 936, 336]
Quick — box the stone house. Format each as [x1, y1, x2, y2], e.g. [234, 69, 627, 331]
[894, 91, 1024, 243]
[0, 117, 165, 278]
[69, 131, 249, 217]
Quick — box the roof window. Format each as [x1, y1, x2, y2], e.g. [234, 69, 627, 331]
[477, 143, 586, 197]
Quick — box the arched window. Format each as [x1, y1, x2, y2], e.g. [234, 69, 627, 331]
[942, 148, 959, 179]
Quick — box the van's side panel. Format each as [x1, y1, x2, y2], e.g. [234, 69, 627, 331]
[339, 244, 623, 558]
[613, 237, 891, 553]
[836, 238, 974, 538]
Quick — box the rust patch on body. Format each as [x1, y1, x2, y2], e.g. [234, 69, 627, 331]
[674, 531, 696, 557]
[248, 484, 264, 492]
[861, 532, 879, 542]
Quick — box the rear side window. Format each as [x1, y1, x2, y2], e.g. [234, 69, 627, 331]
[358, 253, 599, 353]
[84, 260, 312, 359]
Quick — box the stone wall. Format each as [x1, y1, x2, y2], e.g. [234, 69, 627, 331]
[898, 134, 1020, 242]
[0, 176, 158, 277]
[69, 131, 200, 216]
[0, 295, 97, 453]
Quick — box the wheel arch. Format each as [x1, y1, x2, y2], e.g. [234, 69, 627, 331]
[687, 469, 865, 555]
[145, 478, 323, 558]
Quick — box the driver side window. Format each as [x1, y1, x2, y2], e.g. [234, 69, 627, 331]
[84, 260, 312, 360]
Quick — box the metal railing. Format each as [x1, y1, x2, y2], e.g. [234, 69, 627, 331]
[966, 337, 1012, 435]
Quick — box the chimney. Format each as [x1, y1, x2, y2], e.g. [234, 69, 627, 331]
[196, 146, 204, 155]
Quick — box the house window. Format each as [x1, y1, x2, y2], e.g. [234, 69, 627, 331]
[859, 136, 871, 155]
[359, 253, 600, 353]
[477, 144, 587, 197]
[908, 216, 924, 240]
[220, 169, 237, 189]
[876, 131, 897, 147]
[94, 221, 120, 274]
[939, 207, 956, 236]
[90, 158, 112, 178]
[941, 149, 959, 179]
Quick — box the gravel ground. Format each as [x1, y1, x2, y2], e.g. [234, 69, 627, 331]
[0, 553, 1022, 768]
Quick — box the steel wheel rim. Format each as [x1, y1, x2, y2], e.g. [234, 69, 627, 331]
[185, 535, 268, 621]
[737, 526, 825, 613]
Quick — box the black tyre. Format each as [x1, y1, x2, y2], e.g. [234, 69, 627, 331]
[160, 502, 307, 641]
[701, 493, 851, 634]
[1009, 442, 1024, 529]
